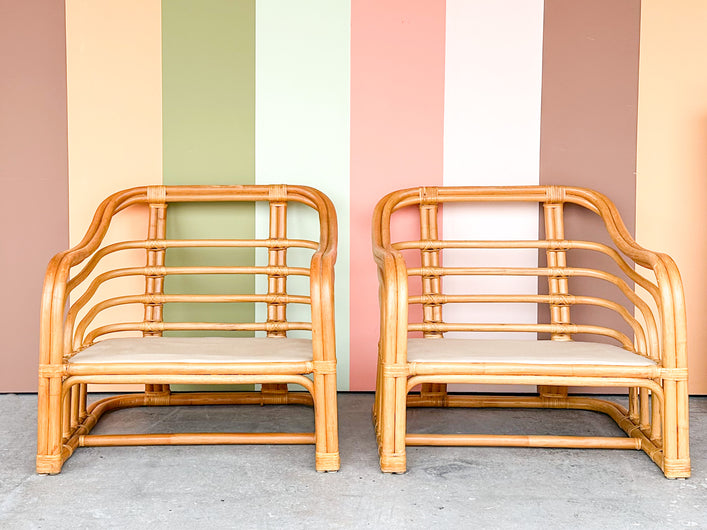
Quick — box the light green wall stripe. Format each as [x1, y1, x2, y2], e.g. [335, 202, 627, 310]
[162, 1, 256, 389]
[255, 0, 351, 389]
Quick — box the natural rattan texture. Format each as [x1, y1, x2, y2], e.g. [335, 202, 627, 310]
[372, 185, 689, 478]
[37, 185, 339, 473]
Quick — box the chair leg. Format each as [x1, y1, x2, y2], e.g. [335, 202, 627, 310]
[313, 372, 340, 472]
[378, 373, 407, 473]
[36, 376, 65, 474]
[661, 379, 691, 478]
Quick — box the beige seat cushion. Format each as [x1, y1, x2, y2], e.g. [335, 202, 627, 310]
[406, 339, 655, 366]
[69, 337, 313, 364]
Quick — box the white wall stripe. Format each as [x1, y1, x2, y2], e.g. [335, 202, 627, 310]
[442, 0, 544, 341]
[255, 0, 351, 389]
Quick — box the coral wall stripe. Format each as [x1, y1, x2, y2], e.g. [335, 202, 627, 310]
[161, 0, 256, 351]
[636, 0, 707, 394]
[65, 0, 163, 378]
[349, 0, 446, 390]
[255, 0, 351, 389]
[442, 0, 543, 343]
[0, 0, 69, 392]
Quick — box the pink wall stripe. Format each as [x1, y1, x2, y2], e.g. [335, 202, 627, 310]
[349, 0, 446, 390]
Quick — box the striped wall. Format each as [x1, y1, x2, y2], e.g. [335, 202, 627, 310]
[2, 0, 707, 394]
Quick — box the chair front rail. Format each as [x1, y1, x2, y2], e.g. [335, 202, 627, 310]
[65, 361, 315, 375]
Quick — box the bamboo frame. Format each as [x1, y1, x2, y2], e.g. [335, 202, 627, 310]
[372, 185, 689, 478]
[37, 185, 339, 474]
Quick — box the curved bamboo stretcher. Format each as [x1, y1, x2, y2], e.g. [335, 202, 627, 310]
[37, 185, 339, 473]
[372, 185, 689, 478]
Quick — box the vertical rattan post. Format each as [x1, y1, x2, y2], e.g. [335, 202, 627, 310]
[539, 187, 570, 399]
[418, 188, 447, 406]
[144, 186, 169, 396]
[262, 185, 289, 404]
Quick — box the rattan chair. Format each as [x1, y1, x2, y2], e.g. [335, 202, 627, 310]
[37, 185, 339, 473]
[372, 185, 689, 478]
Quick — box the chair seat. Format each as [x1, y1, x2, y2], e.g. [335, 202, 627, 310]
[406, 339, 655, 366]
[69, 337, 313, 364]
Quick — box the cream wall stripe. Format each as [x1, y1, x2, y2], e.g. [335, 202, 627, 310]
[636, 0, 707, 394]
[255, 0, 351, 389]
[65, 0, 163, 375]
[442, 0, 544, 339]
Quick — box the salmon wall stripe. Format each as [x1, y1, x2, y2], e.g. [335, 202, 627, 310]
[255, 0, 351, 389]
[349, 0, 446, 390]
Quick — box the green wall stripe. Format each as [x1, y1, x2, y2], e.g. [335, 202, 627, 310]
[162, 0, 256, 389]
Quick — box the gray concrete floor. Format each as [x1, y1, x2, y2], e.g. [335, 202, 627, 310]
[1, 393, 706, 529]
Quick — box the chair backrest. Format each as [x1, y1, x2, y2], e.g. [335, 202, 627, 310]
[373, 185, 662, 361]
[55, 185, 337, 355]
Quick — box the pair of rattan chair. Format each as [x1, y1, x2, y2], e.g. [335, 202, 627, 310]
[36, 184, 690, 478]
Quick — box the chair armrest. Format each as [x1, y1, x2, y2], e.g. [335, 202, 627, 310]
[308, 189, 338, 363]
[568, 187, 688, 369]
[372, 203, 411, 365]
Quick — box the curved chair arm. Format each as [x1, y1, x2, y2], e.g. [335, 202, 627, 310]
[564, 187, 688, 370]
[372, 193, 412, 366]
[308, 188, 338, 363]
[39, 188, 148, 367]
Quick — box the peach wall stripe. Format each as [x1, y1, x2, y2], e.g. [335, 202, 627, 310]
[442, 0, 544, 342]
[65, 0, 163, 372]
[636, 0, 707, 394]
[349, 0, 446, 390]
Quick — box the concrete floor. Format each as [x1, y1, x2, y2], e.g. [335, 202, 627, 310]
[1, 393, 705, 529]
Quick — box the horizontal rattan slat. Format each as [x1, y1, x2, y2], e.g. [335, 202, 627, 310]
[80, 433, 316, 446]
[405, 434, 642, 449]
